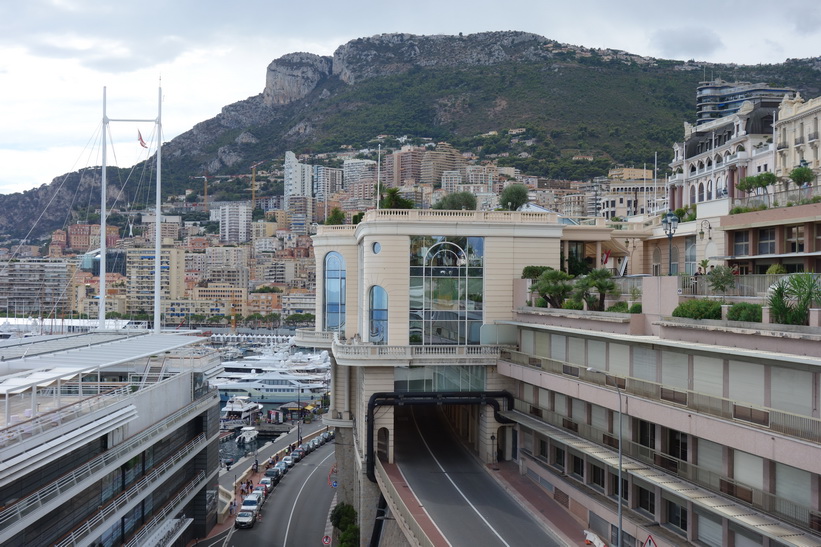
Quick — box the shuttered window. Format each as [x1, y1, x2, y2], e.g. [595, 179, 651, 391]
[697, 439, 723, 474]
[609, 344, 630, 377]
[728, 360, 765, 407]
[521, 329, 534, 355]
[571, 398, 586, 422]
[771, 366, 812, 416]
[733, 450, 764, 491]
[568, 337, 585, 365]
[661, 350, 688, 389]
[588, 340, 606, 369]
[693, 355, 723, 397]
[591, 405, 608, 432]
[554, 393, 568, 417]
[696, 510, 723, 547]
[775, 462, 811, 508]
[550, 334, 566, 361]
[533, 331, 549, 358]
[633, 346, 657, 381]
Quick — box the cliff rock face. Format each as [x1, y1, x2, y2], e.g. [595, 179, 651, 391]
[263, 52, 332, 106]
[331, 31, 552, 84]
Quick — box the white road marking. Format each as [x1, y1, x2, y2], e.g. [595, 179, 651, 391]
[282, 451, 336, 546]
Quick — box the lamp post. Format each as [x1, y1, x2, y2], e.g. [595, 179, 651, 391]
[661, 210, 679, 275]
[490, 433, 496, 464]
[587, 367, 623, 547]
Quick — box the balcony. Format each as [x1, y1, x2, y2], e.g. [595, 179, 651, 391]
[732, 184, 820, 212]
[293, 328, 336, 349]
[332, 341, 501, 367]
[795, 136, 805, 146]
[809, 132, 819, 142]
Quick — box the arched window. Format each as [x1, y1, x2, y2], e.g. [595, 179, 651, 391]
[671, 245, 680, 275]
[698, 183, 705, 202]
[689, 185, 696, 204]
[409, 236, 484, 345]
[369, 285, 388, 345]
[707, 180, 713, 201]
[324, 252, 346, 332]
[652, 247, 662, 276]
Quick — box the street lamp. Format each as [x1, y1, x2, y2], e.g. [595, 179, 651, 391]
[661, 210, 679, 275]
[490, 433, 497, 464]
[587, 367, 623, 547]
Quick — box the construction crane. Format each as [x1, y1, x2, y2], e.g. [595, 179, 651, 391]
[188, 175, 213, 212]
[250, 161, 265, 210]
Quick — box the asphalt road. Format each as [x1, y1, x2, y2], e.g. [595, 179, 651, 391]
[394, 405, 563, 547]
[227, 439, 337, 546]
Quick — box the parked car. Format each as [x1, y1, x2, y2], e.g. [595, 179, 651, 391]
[274, 461, 289, 475]
[240, 492, 263, 515]
[293, 447, 306, 460]
[309, 438, 321, 450]
[265, 467, 282, 483]
[259, 476, 276, 490]
[253, 484, 269, 499]
[234, 510, 256, 529]
[282, 455, 295, 468]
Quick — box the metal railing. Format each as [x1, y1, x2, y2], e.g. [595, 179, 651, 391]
[679, 272, 821, 299]
[53, 434, 208, 547]
[0, 383, 216, 534]
[513, 396, 819, 532]
[501, 350, 821, 444]
[733, 185, 820, 211]
[374, 458, 436, 547]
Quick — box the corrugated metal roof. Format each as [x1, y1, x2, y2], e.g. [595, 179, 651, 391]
[0, 332, 200, 395]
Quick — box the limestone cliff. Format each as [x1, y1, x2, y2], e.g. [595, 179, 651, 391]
[263, 52, 332, 106]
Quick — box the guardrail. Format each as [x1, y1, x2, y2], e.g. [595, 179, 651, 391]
[501, 350, 821, 444]
[0, 382, 217, 536]
[53, 434, 208, 547]
[374, 458, 436, 547]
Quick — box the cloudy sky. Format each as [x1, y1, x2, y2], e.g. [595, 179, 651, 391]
[1, 0, 819, 195]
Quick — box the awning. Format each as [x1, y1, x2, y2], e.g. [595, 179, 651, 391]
[305, 405, 315, 411]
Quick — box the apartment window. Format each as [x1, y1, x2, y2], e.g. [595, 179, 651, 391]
[785, 225, 805, 253]
[590, 464, 605, 490]
[733, 231, 750, 256]
[539, 439, 548, 459]
[553, 446, 565, 470]
[638, 486, 655, 515]
[668, 429, 688, 461]
[638, 420, 655, 449]
[666, 499, 689, 534]
[572, 455, 585, 479]
[758, 228, 776, 255]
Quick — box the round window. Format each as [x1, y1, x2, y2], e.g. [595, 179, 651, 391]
[372, 242, 381, 254]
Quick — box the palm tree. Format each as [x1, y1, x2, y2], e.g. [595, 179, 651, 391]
[573, 268, 619, 311]
[533, 269, 575, 308]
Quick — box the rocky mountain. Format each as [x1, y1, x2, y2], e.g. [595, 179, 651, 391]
[2, 31, 821, 241]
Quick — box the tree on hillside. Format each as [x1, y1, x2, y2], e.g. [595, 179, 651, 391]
[499, 184, 529, 210]
[433, 192, 477, 211]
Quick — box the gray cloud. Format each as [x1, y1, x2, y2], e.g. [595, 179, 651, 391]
[649, 27, 724, 61]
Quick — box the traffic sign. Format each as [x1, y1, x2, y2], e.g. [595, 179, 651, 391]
[332, 480, 338, 488]
[644, 534, 658, 547]
[322, 535, 331, 545]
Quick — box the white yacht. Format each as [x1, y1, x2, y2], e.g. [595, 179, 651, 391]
[235, 426, 258, 445]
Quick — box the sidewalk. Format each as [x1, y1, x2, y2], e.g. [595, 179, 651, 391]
[486, 460, 589, 546]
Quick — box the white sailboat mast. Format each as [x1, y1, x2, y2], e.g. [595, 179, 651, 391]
[153, 85, 162, 333]
[98, 85, 162, 332]
[99, 88, 109, 329]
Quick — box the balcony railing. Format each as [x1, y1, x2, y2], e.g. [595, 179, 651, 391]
[678, 273, 821, 299]
[809, 132, 819, 142]
[0, 382, 217, 537]
[514, 399, 818, 534]
[732, 184, 819, 212]
[333, 342, 501, 363]
[795, 136, 805, 146]
[500, 350, 821, 445]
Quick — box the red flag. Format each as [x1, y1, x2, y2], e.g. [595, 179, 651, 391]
[138, 130, 147, 148]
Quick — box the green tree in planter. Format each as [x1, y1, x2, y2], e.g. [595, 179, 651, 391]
[768, 273, 821, 325]
[573, 268, 619, 311]
[788, 166, 814, 192]
[707, 265, 736, 296]
[533, 269, 575, 308]
[325, 207, 346, 225]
